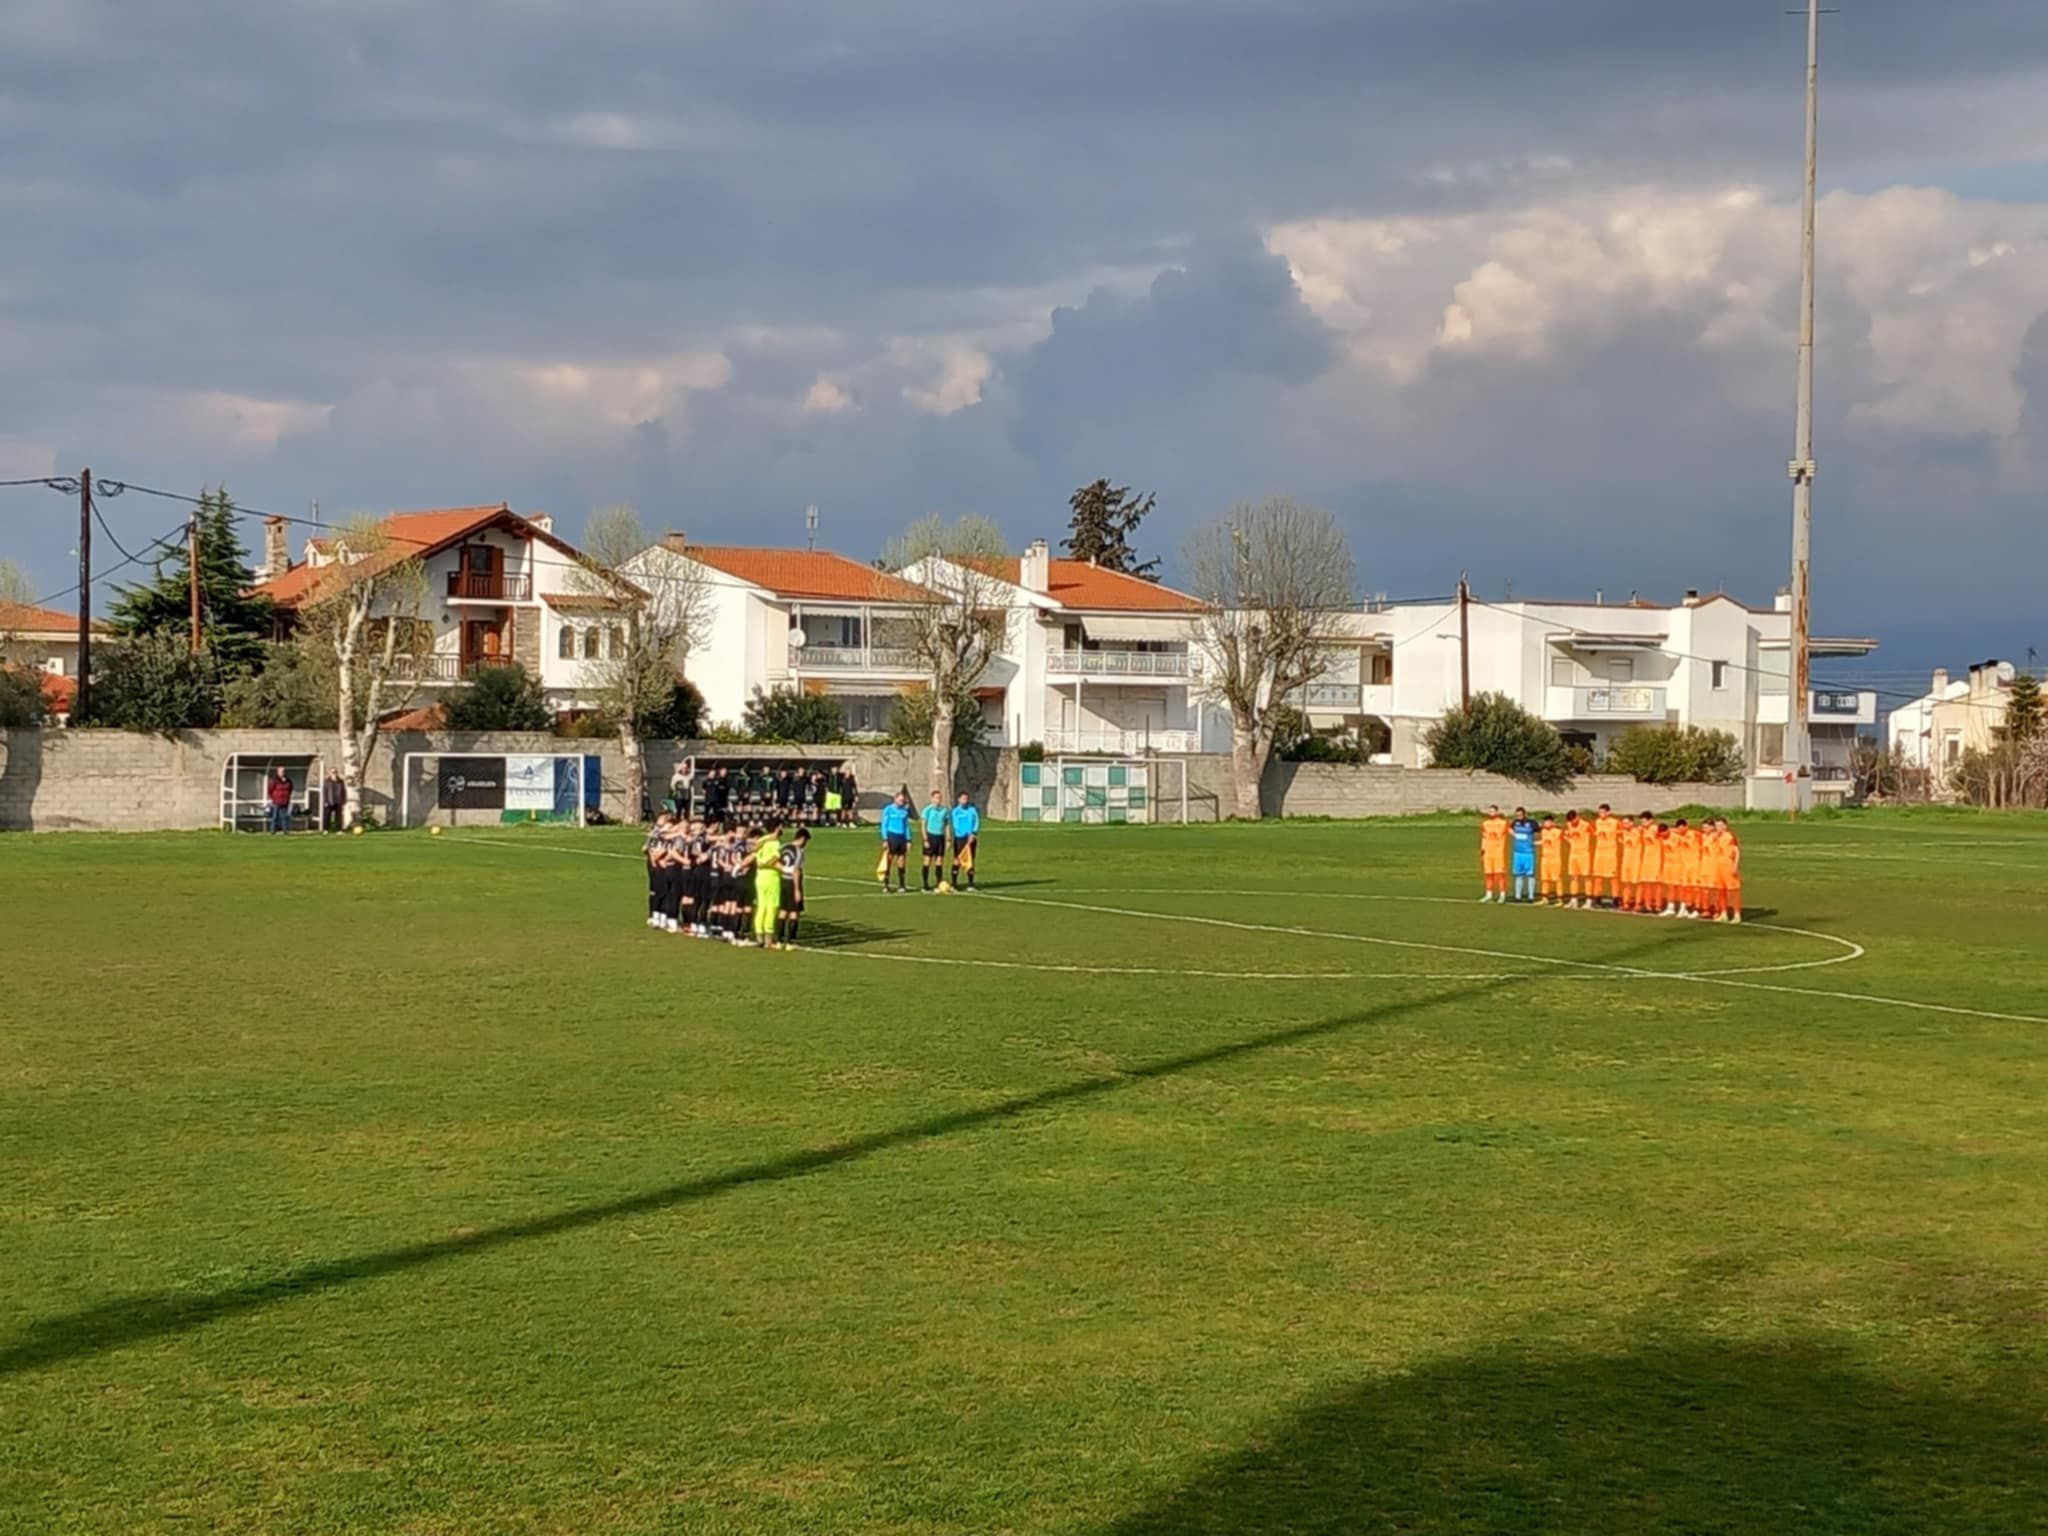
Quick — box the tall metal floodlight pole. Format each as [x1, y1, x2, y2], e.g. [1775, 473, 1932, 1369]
[1785, 0, 1824, 781]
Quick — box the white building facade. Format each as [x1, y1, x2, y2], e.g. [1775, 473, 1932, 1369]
[255, 504, 635, 720]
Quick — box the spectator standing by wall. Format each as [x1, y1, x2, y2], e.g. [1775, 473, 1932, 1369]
[266, 766, 295, 834]
[321, 769, 346, 833]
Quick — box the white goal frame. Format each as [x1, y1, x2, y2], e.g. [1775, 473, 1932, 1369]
[398, 751, 591, 830]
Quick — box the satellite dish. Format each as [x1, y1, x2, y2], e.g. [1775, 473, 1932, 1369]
[788, 620, 805, 650]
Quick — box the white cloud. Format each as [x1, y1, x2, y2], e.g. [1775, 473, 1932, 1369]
[1269, 184, 2048, 439]
[898, 345, 993, 415]
[483, 350, 734, 431]
[803, 374, 855, 413]
[175, 391, 333, 449]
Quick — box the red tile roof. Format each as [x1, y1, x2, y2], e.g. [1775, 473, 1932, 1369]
[256, 504, 577, 608]
[542, 592, 631, 613]
[381, 704, 448, 732]
[666, 541, 934, 604]
[986, 558, 1204, 613]
[0, 602, 107, 636]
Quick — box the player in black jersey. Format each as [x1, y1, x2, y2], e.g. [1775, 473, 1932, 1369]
[643, 812, 671, 929]
[777, 828, 809, 947]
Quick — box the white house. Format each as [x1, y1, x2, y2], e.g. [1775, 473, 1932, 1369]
[1887, 667, 1973, 771]
[1368, 589, 1877, 779]
[0, 601, 107, 722]
[254, 504, 636, 720]
[623, 538, 941, 734]
[908, 539, 1211, 753]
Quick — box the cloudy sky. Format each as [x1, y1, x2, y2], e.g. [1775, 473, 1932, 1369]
[4, 0, 2045, 682]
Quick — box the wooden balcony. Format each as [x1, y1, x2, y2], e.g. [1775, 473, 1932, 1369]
[446, 570, 532, 602]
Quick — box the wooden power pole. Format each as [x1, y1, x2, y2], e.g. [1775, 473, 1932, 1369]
[75, 468, 93, 723]
[188, 513, 202, 653]
[1457, 572, 1472, 710]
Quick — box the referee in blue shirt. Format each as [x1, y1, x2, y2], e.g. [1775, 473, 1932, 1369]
[878, 790, 912, 892]
[920, 791, 951, 892]
[949, 793, 981, 891]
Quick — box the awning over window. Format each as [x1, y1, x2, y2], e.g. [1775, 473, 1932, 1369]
[1547, 632, 1668, 651]
[1080, 615, 1194, 643]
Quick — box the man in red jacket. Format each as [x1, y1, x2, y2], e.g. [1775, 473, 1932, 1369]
[266, 766, 295, 834]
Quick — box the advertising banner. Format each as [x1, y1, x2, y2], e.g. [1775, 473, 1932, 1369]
[438, 757, 505, 810]
[505, 755, 556, 812]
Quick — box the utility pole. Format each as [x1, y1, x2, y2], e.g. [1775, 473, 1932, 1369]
[75, 468, 93, 724]
[1785, 0, 1826, 785]
[1457, 572, 1472, 710]
[188, 513, 203, 654]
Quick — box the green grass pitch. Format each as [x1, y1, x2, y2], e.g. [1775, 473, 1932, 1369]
[4, 812, 2047, 1534]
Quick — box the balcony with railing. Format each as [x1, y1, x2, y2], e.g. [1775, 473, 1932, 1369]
[1046, 649, 1191, 680]
[792, 644, 924, 673]
[395, 653, 521, 684]
[1043, 726, 1198, 755]
[445, 569, 533, 602]
[1545, 685, 1668, 721]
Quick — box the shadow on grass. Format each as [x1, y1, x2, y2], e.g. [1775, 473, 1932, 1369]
[1096, 1336, 2044, 1536]
[790, 919, 914, 951]
[1, 930, 1692, 1378]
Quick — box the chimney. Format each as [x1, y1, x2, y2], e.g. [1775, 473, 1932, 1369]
[261, 515, 289, 579]
[1774, 586, 1792, 613]
[1021, 538, 1050, 593]
[526, 511, 553, 534]
[1594, 588, 1603, 605]
[1683, 589, 1700, 605]
[1931, 667, 1949, 695]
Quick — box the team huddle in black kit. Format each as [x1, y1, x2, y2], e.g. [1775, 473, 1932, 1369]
[644, 815, 809, 948]
[674, 763, 858, 828]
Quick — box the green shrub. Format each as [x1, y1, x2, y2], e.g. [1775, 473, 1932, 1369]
[1282, 734, 1364, 765]
[1018, 740, 1045, 762]
[1424, 693, 1575, 792]
[219, 642, 337, 729]
[84, 633, 221, 736]
[741, 687, 846, 744]
[444, 663, 551, 731]
[0, 667, 47, 727]
[1606, 725, 1746, 785]
[640, 680, 707, 741]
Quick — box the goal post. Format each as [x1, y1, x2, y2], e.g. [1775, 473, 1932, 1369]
[397, 751, 598, 829]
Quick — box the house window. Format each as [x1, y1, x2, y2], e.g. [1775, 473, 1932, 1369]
[1370, 653, 1392, 686]
[558, 626, 575, 660]
[584, 627, 601, 660]
[608, 625, 626, 659]
[1711, 660, 1727, 690]
[1550, 656, 1573, 687]
[1606, 657, 1634, 683]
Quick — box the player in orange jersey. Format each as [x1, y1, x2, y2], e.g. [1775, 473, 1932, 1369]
[1480, 805, 1511, 903]
[1696, 818, 1727, 920]
[1590, 803, 1621, 906]
[1636, 814, 1665, 913]
[1562, 810, 1594, 907]
[1666, 817, 1701, 918]
[1538, 815, 1565, 904]
[1618, 812, 1644, 911]
[1717, 819, 1744, 923]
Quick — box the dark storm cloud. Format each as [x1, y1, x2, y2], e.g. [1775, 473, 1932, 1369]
[1, 0, 2044, 651]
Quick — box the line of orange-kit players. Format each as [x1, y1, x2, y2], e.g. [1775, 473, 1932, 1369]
[1480, 804, 1744, 922]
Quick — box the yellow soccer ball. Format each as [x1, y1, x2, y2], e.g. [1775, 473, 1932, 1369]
[429, 826, 442, 837]
[351, 824, 366, 837]
[936, 881, 953, 894]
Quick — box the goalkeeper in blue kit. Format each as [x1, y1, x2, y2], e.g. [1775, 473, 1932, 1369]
[1508, 807, 1538, 903]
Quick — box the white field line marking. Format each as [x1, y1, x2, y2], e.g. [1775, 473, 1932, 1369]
[445, 836, 2048, 1023]
[852, 885, 1865, 980]
[799, 950, 1531, 983]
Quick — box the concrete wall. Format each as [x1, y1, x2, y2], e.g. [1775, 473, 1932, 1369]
[0, 729, 636, 832]
[0, 728, 1744, 834]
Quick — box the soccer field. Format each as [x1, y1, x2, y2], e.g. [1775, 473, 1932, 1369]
[5, 813, 2047, 1534]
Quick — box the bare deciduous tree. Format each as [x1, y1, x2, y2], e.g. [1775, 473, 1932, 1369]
[297, 518, 429, 826]
[584, 506, 710, 822]
[1185, 497, 1357, 819]
[883, 514, 1010, 801]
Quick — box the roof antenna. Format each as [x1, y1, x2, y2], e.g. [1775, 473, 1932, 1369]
[805, 504, 819, 552]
